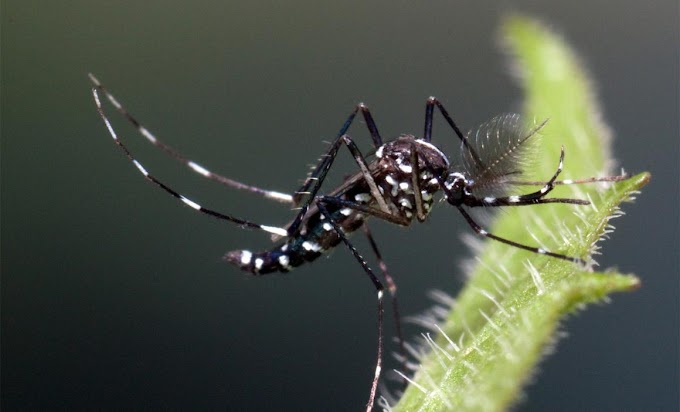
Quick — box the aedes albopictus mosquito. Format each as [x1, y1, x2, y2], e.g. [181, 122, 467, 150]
[89, 74, 628, 411]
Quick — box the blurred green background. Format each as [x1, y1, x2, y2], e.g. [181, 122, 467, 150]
[2, 1, 677, 411]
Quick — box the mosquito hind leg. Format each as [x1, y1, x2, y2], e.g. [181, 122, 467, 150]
[91, 85, 290, 238]
[88, 74, 294, 204]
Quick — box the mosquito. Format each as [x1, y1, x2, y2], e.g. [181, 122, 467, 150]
[89, 74, 628, 411]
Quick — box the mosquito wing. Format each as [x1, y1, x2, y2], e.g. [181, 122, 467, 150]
[461, 113, 545, 197]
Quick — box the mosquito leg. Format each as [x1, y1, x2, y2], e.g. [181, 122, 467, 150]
[507, 174, 630, 186]
[91, 86, 290, 238]
[469, 146, 623, 208]
[424, 97, 483, 167]
[88, 74, 294, 204]
[456, 205, 584, 264]
[363, 225, 408, 379]
[318, 196, 411, 226]
[467, 196, 591, 207]
[284, 133, 348, 236]
[468, 146, 566, 209]
[425, 153, 584, 263]
[293, 103, 385, 205]
[316, 202, 384, 412]
[407, 142, 428, 221]
[292, 108, 358, 206]
[359, 103, 384, 148]
[287, 105, 392, 237]
[340, 134, 391, 213]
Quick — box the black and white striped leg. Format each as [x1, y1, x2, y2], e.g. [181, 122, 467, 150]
[469, 147, 604, 207]
[508, 175, 630, 186]
[91, 86, 290, 238]
[316, 202, 384, 412]
[466, 146, 563, 207]
[88, 74, 294, 204]
[470, 196, 591, 207]
[362, 225, 408, 381]
[420, 154, 585, 263]
[456, 205, 584, 264]
[505, 145, 565, 202]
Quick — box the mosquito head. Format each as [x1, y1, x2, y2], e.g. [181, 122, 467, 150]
[444, 172, 470, 205]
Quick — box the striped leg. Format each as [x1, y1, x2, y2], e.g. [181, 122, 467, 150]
[507, 174, 630, 186]
[422, 153, 585, 264]
[456, 205, 584, 264]
[88, 74, 294, 204]
[468, 147, 576, 207]
[469, 149, 629, 208]
[90, 85, 289, 238]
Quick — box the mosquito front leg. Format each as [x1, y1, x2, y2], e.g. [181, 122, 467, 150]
[507, 174, 630, 186]
[467, 146, 603, 207]
[456, 205, 584, 264]
[318, 196, 410, 226]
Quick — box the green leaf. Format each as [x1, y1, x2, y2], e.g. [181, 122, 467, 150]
[391, 14, 650, 412]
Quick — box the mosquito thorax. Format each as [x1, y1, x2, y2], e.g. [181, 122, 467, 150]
[373, 136, 450, 221]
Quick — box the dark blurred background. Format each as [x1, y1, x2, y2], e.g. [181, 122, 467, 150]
[2, 1, 677, 411]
